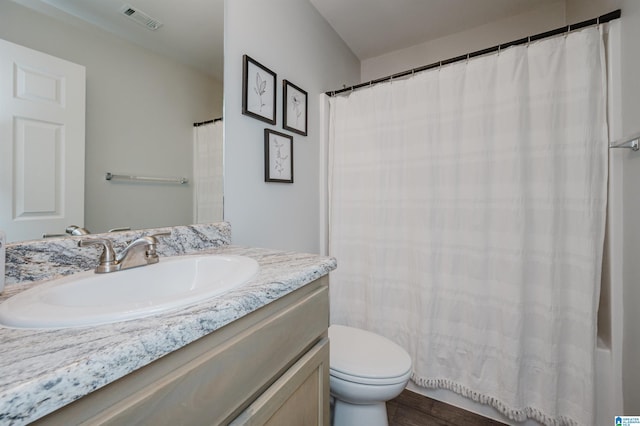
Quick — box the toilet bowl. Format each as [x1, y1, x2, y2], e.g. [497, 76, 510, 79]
[329, 324, 412, 426]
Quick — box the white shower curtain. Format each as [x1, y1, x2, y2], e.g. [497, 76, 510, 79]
[193, 121, 223, 223]
[328, 27, 607, 426]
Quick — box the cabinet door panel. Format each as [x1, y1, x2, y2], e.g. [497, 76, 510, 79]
[231, 337, 330, 426]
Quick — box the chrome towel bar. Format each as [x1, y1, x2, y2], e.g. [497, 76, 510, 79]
[105, 172, 189, 184]
[609, 133, 640, 151]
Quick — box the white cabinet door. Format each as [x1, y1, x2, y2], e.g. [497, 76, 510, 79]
[0, 38, 85, 242]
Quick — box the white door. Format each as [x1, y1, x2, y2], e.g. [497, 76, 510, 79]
[0, 38, 86, 242]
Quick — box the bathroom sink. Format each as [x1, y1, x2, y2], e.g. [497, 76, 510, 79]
[0, 255, 259, 329]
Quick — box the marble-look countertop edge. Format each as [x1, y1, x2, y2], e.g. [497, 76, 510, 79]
[0, 246, 337, 425]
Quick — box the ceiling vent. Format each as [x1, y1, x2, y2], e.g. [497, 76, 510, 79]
[119, 4, 163, 31]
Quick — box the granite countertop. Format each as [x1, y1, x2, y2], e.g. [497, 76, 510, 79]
[0, 245, 337, 425]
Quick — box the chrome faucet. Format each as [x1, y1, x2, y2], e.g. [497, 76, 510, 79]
[78, 232, 171, 273]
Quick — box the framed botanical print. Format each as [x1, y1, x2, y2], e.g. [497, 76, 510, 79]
[242, 55, 276, 124]
[264, 129, 293, 183]
[283, 80, 307, 136]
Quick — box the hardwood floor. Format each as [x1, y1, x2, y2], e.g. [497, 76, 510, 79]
[387, 390, 507, 426]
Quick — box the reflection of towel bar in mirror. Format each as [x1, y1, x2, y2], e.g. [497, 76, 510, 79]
[105, 172, 189, 184]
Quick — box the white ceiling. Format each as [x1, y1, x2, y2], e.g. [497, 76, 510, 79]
[11, 0, 224, 81]
[309, 0, 560, 60]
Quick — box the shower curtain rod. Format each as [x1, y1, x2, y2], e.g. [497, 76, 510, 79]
[193, 117, 223, 127]
[326, 9, 621, 97]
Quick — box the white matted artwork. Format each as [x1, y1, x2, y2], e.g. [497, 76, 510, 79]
[242, 55, 276, 124]
[283, 80, 307, 136]
[264, 129, 293, 183]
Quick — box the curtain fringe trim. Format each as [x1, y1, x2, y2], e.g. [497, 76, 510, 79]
[411, 374, 579, 426]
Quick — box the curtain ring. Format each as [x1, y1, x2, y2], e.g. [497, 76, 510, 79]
[466, 53, 470, 64]
[439, 61, 442, 71]
[527, 36, 531, 47]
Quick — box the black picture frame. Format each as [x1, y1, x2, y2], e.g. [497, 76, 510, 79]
[242, 55, 276, 124]
[283, 80, 308, 136]
[264, 129, 293, 183]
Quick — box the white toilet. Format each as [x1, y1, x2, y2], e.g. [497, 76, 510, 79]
[328, 324, 412, 426]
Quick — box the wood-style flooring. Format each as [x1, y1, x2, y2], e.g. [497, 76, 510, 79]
[387, 390, 507, 426]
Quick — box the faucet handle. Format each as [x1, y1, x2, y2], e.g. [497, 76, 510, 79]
[78, 238, 119, 273]
[142, 232, 171, 257]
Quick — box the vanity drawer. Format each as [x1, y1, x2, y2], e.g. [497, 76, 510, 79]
[34, 277, 329, 426]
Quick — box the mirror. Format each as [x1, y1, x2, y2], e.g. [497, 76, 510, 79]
[0, 0, 224, 242]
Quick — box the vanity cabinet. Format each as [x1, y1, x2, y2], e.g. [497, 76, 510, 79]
[34, 277, 330, 426]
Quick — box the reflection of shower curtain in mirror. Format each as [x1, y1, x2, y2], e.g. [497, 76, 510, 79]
[194, 121, 223, 223]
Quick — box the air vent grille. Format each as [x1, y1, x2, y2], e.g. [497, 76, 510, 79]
[119, 4, 163, 31]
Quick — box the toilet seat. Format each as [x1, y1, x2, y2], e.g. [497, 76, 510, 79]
[330, 366, 412, 386]
[329, 325, 412, 385]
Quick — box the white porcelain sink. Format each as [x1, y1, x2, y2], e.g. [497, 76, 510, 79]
[0, 255, 259, 329]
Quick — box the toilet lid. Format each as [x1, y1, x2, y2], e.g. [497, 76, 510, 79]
[329, 324, 412, 382]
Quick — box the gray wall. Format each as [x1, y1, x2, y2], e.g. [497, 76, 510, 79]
[0, 1, 223, 234]
[223, 0, 360, 253]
